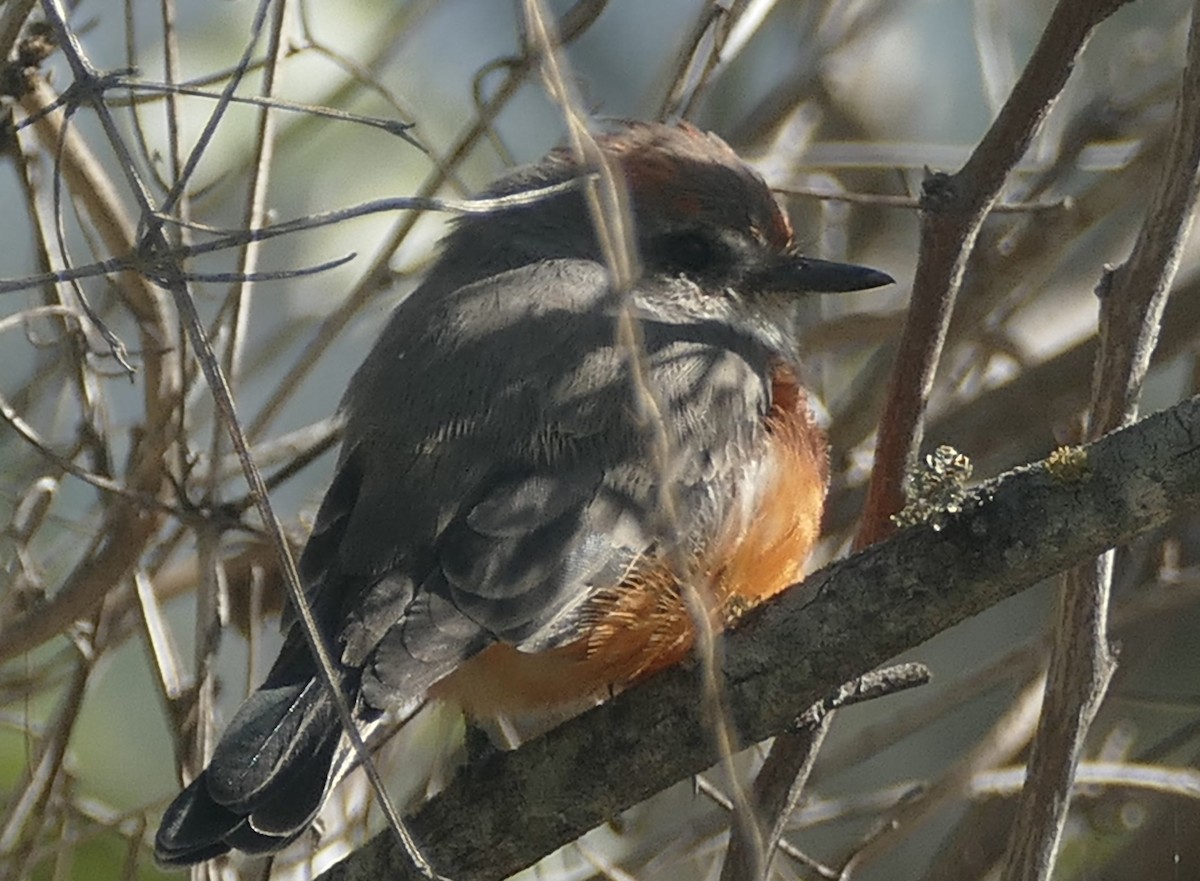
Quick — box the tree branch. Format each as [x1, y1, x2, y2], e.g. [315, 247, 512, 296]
[317, 393, 1200, 881]
[857, 0, 1131, 545]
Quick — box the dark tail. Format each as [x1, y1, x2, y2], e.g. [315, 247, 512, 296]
[155, 644, 357, 865]
[157, 455, 371, 865]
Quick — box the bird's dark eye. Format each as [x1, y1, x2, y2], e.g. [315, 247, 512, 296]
[659, 230, 725, 275]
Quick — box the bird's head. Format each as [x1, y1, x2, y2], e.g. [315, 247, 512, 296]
[437, 122, 892, 339]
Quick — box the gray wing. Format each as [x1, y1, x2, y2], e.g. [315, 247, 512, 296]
[315, 259, 775, 710]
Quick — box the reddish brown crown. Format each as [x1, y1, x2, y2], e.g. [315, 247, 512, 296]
[557, 122, 795, 253]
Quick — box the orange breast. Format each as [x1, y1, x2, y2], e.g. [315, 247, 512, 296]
[429, 363, 828, 720]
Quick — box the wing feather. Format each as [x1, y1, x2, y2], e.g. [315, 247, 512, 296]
[327, 259, 774, 706]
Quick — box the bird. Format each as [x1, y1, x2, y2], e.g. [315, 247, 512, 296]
[155, 121, 893, 864]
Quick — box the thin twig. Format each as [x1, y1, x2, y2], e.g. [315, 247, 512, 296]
[841, 673, 1044, 877]
[774, 185, 1068, 212]
[720, 665, 929, 881]
[697, 777, 839, 880]
[0, 181, 586, 295]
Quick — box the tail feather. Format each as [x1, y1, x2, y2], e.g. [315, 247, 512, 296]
[242, 727, 341, 837]
[155, 658, 355, 865]
[222, 815, 302, 856]
[206, 677, 337, 808]
[156, 454, 378, 865]
[155, 773, 244, 865]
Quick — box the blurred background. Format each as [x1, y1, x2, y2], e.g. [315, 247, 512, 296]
[1, 0, 1198, 879]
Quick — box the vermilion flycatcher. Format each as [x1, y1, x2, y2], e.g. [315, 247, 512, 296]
[156, 121, 892, 863]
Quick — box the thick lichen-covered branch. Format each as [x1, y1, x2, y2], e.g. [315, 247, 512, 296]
[320, 394, 1200, 881]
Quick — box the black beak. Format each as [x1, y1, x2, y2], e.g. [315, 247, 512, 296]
[749, 255, 894, 294]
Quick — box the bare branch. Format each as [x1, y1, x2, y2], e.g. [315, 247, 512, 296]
[857, 0, 1132, 546]
[317, 393, 1200, 881]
